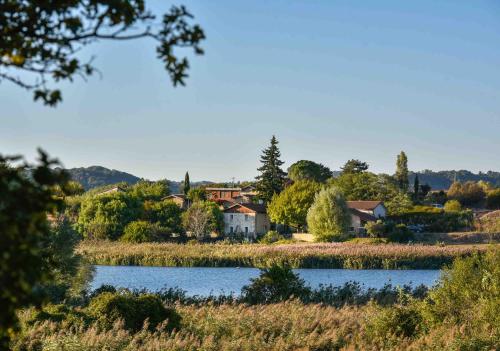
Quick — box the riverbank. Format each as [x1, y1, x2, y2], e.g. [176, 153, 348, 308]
[77, 241, 494, 269]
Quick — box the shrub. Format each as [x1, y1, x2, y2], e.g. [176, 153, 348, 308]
[259, 231, 285, 244]
[387, 224, 414, 243]
[422, 248, 500, 328]
[367, 301, 424, 341]
[447, 181, 486, 206]
[306, 186, 351, 242]
[365, 220, 386, 238]
[86, 292, 180, 332]
[121, 220, 158, 243]
[388, 210, 473, 233]
[241, 265, 311, 304]
[444, 200, 462, 212]
[486, 189, 500, 210]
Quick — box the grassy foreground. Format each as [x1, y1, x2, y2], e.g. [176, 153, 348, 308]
[77, 241, 493, 269]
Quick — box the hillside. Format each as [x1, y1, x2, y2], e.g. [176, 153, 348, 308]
[64, 166, 142, 190]
[409, 170, 500, 190]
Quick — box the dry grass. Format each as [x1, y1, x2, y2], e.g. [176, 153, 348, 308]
[77, 241, 494, 269]
[13, 302, 493, 351]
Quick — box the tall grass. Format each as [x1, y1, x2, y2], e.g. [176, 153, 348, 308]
[13, 302, 493, 350]
[77, 241, 492, 269]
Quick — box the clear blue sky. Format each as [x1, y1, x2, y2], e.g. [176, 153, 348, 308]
[1, 0, 499, 182]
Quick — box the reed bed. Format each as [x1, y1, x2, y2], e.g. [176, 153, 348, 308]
[77, 241, 493, 269]
[13, 302, 485, 351]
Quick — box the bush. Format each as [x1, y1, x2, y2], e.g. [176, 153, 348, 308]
[486, 189, 500, 210]
[86, 292, 180, 332]
[422, 248, 500, 328]
[388, 210, 473, 233]
[121, 220, 159, 243]
[259, 231, 285, 244]
[368, 301, 424, 341]
[241, 265, 311, 304]
[387, 224, 414, 243]
[365, 220, 386, 238]
[444, 200, 462, 212]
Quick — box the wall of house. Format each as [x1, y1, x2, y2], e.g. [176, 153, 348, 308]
[223, 212, 256, 237]
[350, 214, 362, 230]
[373, 205, 387, 218]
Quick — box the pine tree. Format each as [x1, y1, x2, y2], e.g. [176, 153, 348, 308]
[395, 151, 409, 192]
[414, 174, 420, 200]
[255, 136, 286, 203]
[183, 172, 191, 195]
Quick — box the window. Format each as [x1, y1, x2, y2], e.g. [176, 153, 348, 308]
[230, 214, 233, 221]
[245, 227, 248, 234]
[230, 226, 234, 233]
[244, 214, 248, 221]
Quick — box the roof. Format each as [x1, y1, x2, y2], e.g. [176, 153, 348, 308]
[347, 201, 384, 211]
[349, 208, 377, 222]
[163, 194, 186, 200]
[205, 187, 241, 191]
[223, 203, 267, 214]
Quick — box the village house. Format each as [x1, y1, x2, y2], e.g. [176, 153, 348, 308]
[96, 185, 125, 196]
[223, 203, 270, 239]
[162, 194, 189, 209]
[347, 201, 387, 234]
[347, 201, 387, 218]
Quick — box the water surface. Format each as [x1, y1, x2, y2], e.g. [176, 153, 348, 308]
[91, 265, 441, 296]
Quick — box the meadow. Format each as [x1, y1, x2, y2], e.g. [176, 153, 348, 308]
[77, 241, 493, 269]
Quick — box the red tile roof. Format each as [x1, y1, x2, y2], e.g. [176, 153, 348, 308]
[223, 203, 267, 214]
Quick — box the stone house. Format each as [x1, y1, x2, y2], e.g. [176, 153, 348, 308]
[223, 203, 270, 239]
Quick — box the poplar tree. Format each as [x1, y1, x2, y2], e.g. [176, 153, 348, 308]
[183, 172, 191, 195]
[255, 136, 286, 203]
[395, 151, 409, 192]
[414, 174, 420, 200]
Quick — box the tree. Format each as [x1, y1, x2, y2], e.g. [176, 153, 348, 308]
[287, 160, 333, 183]
[306, 186, 351, 242]
[486, 189, 500, 210]
[76, 192, 142, 240]
[241, 265, 311, 304]
[183, 172, 191, 195]
[413, 175, 420, 200]
[395, 152, 409, 192]
[447, 181, 486, 206]
[143, 200, 183, 234]
[187, 187, 206, 202]
[444, 200, 462, 212]
[0, 150, 70, 348]
[0, 2, 205, 106]
[267, 180, 321, 230]
[385, 192, 413, 216]
[328, 172, 400, 202]
[129, 180, 169, 201]
[255, 136, 287, 203]
[341, 159, 369, 174]
[182, 201, 223, 239]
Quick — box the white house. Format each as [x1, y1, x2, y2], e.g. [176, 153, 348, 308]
[347, 201, 387, 218]
[223, 203, 270, 239]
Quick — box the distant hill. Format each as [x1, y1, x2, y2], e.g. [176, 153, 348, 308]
[409, 170, 500, 190]
[64, 166, 214, 192]
[64, 166, 142, 190]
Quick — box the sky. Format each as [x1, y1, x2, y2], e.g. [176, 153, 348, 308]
[1, 0, 499, 182]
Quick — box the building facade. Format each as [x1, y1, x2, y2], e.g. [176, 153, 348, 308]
[223, 203, 270, 239]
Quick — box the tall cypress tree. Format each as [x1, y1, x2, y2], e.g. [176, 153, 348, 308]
[395, 151, 409, 192]
[255, 136, 286, 203]
[183, 171, 190, 195]
[414, 174, 420, 200]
